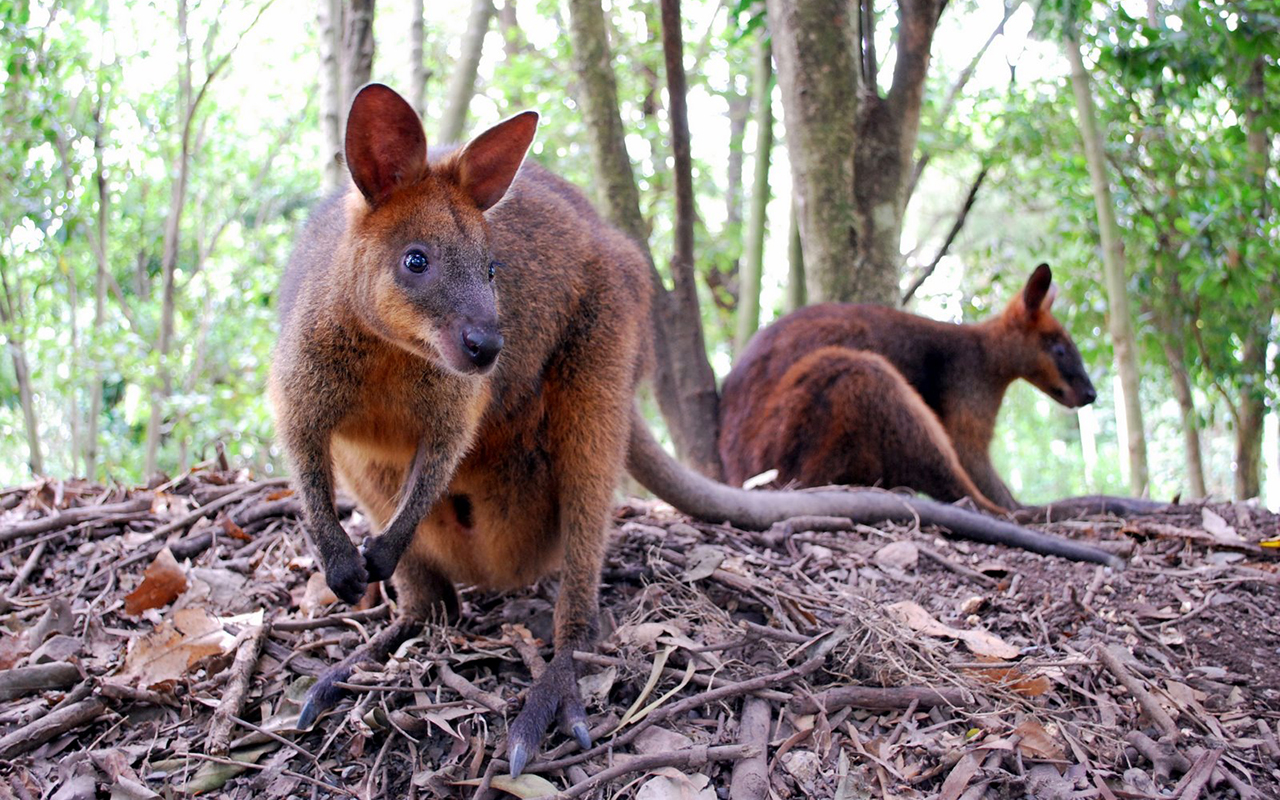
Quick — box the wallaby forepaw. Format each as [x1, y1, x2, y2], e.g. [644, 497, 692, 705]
[324, 554, 369, 606]
[361, 537, 399, 584]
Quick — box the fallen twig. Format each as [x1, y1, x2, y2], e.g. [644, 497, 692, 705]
[728, 697, 772, 800]
[208, 622, 270, 755]
[0, 662, 82, 702]
[0, 496, 152, 544]
[0, 697, 107, 760]
[554, 744, 758, 799]
[1097, 644, 1180, 741]
[788, 684, 969, 715]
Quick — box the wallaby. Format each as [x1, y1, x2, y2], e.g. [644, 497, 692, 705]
[719, 265, 1097, 510]
[271, 86, 1120, 779]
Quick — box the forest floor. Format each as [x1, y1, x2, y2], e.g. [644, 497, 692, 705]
[0, 470, 1278, 799]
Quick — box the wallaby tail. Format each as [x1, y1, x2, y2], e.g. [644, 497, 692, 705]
[626, 406, 1124, 569]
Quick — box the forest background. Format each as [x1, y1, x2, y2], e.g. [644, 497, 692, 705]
[1, 0, 1276, 508]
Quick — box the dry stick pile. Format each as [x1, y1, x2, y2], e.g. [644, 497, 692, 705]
[1, 471, 1278, 799]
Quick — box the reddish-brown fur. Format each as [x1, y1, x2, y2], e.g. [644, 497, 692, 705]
[269, 85, 650, 771]
[719, 265, 1096, 510]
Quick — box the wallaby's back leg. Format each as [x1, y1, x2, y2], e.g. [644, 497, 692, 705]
[505, 303, 638, 777]
[761, 348, 1008, 515]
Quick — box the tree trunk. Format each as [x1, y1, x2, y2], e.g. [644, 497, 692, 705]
[439, 0, 494, 144]
[765, 0, 859, 304]
[341, 0, 376, 116]
[1158, 332, 1206, 499]
[566, 0, 722, 476]
[785, 199, 805, 312]
[657, 0, 722, 476]
[1235, 55, 1272, 501]
[409, 0, 427, 117]
[735, 35, 772, 353]
[145, 0, 197, 479]
[87, 91, 109, 480]
[0, 265, 43, 476]
[768, 0, 942, 305]
[1065, 31, 1149, 496]
[318, 0, 343, 188]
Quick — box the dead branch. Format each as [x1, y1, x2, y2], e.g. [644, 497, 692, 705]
[1097, 645, 1180, 742]
[788, 685, 969, 715]
[207, 622, 269, 755]
[0, 697, 107, 760]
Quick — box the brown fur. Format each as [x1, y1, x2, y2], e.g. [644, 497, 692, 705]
[269, 86, 650, 763]
[719, 265, 1096, 510]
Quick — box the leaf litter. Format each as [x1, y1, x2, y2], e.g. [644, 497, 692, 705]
[0, 469, 1277, 797]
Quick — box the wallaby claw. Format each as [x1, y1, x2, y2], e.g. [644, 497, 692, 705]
[572, 721, 592, 751]
[505, 653, 588, 777]
[296, 663, 353, 731]
[507, 741, 530, 778]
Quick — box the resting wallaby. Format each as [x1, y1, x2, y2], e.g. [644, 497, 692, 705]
[270, 86, 1121, 778]
[719, 265, 1097, 510]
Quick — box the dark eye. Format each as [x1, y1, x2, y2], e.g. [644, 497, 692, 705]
[488, 261, 500, 282]
[1051, 342, 1067, 359]
[403, 249, 429, 274]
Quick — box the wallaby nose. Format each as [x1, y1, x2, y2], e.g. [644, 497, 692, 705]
[461, 326, 503, 369]
[1080, 384, 1097, 405]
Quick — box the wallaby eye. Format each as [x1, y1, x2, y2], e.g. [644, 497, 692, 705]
[1050, 342, 1067, 359]
[488, 261, 501, 282]
[403, 249, 429, 274]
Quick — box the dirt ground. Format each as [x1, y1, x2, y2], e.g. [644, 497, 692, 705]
[1, 470, 1278, 799]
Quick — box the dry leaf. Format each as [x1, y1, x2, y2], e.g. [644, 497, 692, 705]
[632, 726, 693, 755]
[578, 665, 617, 707]
[1013, 718, 1066, 761]
[887, 601, 1020, 659]
[637, 770, 714, 800]
[110, 607, 238, 689]
[1201, 508, 1241, 543]
[874, 541, 919, 571]
[683, 546, 724, 582]
[123, 548, 189, 616]
[453, 774, 559, 798]
[963, 666, 1051, 697]
[220, 516, 251, 541]
[299, 571, 338, 616]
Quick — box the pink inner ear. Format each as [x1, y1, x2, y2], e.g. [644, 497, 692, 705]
[345, 84, 428, 205]
[458, 111, 539, 211]
[1042, 284, 1059, 311]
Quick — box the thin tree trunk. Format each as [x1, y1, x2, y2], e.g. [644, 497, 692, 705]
[145, 0, 196, 479]
[765, 0, 859, 304]
[566, 0, 721, 476]
[735, 35, 772, 353]
[341, 0, 376, 119]
[785, 199, 805, 312]
[1065, 30, 1148, 496]
[439, 0, 494, 143]
[0, 265, 43, 476]
[1158, 332, 1206, 499]
[67, 262, 81, 477]
[1235, 55, 1272, 501]
[87, 100, 108, 480]
[319, 0, 343, 188]
[658, 0, 721, 476]
[409, 0, 427, 117]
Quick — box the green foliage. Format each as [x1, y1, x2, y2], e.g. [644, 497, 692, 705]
[0, 0, 1273, 507]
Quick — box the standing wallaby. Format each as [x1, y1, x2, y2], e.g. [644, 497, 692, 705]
[270, 84, 651, 775]
[719, 265, 1097, 510]
[271, 87, 1121, 779]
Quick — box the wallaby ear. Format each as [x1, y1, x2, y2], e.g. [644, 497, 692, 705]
[1022, 263, 1054, 314]
[456, 111, 539, 211]
[345, 84, 428, 205]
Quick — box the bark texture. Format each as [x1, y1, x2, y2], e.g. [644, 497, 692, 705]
[341, 0, 376, 113]
[767, 0, 943, 305]
[1158, 332, 1206, 499]
[735, 35, 773, 353]
[1066, 31, 1149, 496]
[318, 0, 343, 189]
[409, 0, 427, 118]
[439, 0, 494, 144]
[566, 0, 722, 477]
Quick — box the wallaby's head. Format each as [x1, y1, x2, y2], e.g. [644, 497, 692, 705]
[997, 264, 1097, 408]
[341, 83, 537, 376]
